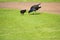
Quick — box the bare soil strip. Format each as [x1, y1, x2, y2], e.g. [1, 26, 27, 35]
[0, 2, 60, 14]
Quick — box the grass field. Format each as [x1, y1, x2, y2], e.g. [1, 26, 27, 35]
[0, 0, 60, 2]
[0, 8, 60, 40]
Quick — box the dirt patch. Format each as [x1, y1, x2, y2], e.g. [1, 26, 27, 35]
[0, 2, 60, 14]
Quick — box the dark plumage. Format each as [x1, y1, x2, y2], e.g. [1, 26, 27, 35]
[20, 9, 26, 15]
[28, 3, 41, 13]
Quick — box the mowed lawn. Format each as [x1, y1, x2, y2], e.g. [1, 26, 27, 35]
[0, 0, 60, 2]
[0, 8, 60, 40]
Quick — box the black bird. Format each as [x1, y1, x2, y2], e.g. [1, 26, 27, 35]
[28, 3, 41, 13]
[20, 9, 26, 15]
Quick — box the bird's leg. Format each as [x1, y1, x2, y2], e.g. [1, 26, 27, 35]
[35, 11, 36, 14]
[33, 11, 36, 15]
[32, 11, 35, 15]
[28, 11, 30, 15]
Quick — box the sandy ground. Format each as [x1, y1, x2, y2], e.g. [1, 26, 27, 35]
[0, 2, 60, 14]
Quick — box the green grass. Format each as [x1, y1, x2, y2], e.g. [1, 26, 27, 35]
[0, 0, 60, 2]
[0, 8, 60, 40]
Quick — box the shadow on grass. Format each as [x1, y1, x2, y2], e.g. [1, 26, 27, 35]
[30, 12, 41, 15]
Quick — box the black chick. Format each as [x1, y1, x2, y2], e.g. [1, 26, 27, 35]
[28, 3, 41, 13]
[20, 9, 26, 15]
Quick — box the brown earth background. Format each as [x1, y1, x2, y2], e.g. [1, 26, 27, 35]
[0, 2, 60, 14]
